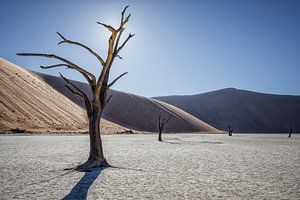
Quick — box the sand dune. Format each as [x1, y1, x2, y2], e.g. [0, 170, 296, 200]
[156, 88, 300, 133]
[31, 67, 218, 133]
[0, 58, 125, 133]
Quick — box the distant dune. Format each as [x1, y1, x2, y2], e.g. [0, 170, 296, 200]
[0, 58, 126, 133]
[33, 71, 218, 133]
[155, 88, 300, 133]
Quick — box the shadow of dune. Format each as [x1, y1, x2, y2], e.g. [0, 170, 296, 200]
[62, 168, 102, 200]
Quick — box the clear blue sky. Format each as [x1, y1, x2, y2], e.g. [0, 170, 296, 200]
[1, 0, 299, 97]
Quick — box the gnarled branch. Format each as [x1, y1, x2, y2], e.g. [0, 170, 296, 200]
[56, 32, 105, 66]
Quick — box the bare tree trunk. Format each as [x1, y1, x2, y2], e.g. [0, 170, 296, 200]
[158, 128, 162, 142]
[288, 125, 292, 138]
[78, 105, 108, 170]
[158, 113, 172, 142]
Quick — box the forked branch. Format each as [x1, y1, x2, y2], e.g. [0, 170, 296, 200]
[114, 5, 131, 53]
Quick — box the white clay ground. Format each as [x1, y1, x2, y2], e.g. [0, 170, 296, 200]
[0, 134, 299, 199]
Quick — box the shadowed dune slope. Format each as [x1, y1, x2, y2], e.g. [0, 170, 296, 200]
[155, 88, 300, 133]
[0, 58, 125, 133]
[32, 72, 219, 133]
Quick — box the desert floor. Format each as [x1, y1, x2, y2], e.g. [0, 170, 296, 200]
[0, 134, 299, 199]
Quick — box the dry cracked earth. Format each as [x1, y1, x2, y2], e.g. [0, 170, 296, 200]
[0, 134, 299, 199]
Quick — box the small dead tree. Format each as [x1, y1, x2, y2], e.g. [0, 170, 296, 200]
[158, 113, 173, 142]
[288, 124, 292, 138]
[227, 124, 233, 136]
[17, 6, 134, 170]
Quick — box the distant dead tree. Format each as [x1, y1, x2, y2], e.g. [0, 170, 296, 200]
[17, 6, 134, 170]
[288, 124, 292, 138]
[227, 124, 233, 136]
[158, 113, 173, 142]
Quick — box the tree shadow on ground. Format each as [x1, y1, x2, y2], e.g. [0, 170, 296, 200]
[62, 168, 102, 200]
[62, 165, 146, 200]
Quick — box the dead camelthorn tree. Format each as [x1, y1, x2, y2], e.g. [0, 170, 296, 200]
[158, 113, 173, 142]
[17, 6, 134, 170]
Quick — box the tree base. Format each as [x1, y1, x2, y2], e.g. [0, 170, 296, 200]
[76, 158, 110, 172]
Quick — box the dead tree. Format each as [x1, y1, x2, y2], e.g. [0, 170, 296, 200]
[227, 124, 233, 136]
[288, 124, 292, 138]
[158, 113, 173, 142]
[17, 6, 134, 170]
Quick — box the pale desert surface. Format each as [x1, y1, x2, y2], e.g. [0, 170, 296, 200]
[0, 134, 299, 199]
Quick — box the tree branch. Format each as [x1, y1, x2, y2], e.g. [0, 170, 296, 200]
[115, 55, 123, 59]
[114, 6, 130, 53]
[164, 115, 173, 125]
[117, 33, 135, 53]
[59, 73, 92, 115]
[106, 94, 113, 103]
[16, 53, 96, 89]
[40, 64, 70, 69]
[64, 84, 82, 97]
[56, 32, 105, 66]
[97, 22, 116, 32]
[107, 72, 128, 88]
[120, 6, 130, 27]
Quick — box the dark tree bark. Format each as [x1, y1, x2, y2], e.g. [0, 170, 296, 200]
[17, 6, 134, 170]
[158, 113, 173, 142]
